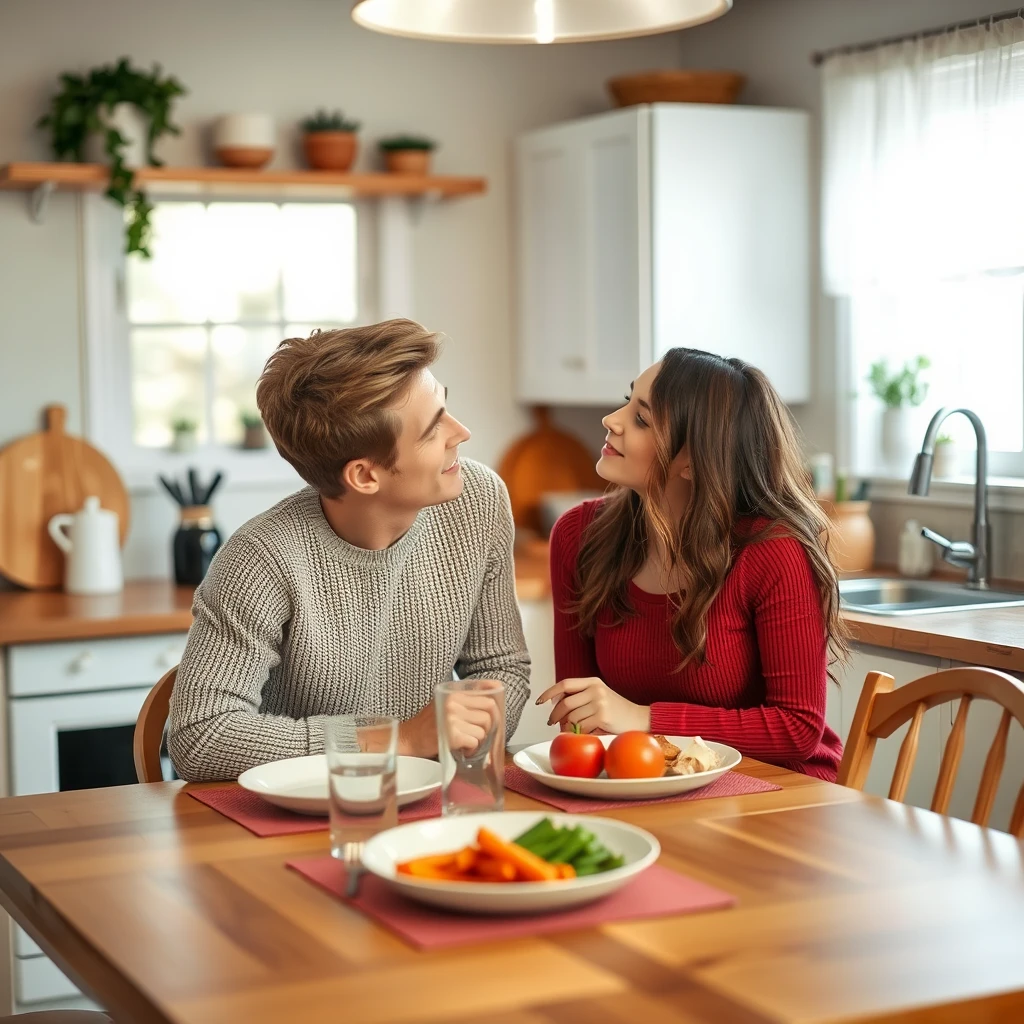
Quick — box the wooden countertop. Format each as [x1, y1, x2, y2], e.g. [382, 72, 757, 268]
[2, 767, 1023, 1023]
[0, 581, 195, 645]
[4, 553, 1023, 673]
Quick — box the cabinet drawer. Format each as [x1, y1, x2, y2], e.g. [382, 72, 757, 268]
[8, 633, 188, 697]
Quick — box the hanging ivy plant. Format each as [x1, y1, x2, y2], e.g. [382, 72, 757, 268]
[37, 58, 186, 257]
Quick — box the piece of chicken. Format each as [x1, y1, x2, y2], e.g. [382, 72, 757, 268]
[665, 736, 721, 776]
[653, 734, 682, 761]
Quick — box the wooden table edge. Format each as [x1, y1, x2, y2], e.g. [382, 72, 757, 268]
[0, 849, 172, 1023]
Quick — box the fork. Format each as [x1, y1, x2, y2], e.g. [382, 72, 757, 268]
[343, 840, 364, 898]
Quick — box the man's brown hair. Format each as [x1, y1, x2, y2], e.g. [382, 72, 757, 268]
[256, 319, 441, 497]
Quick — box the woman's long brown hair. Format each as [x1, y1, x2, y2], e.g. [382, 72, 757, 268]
[573, 348, 850, 677]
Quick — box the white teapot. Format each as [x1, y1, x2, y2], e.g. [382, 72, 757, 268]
[48, 496, 123, 595]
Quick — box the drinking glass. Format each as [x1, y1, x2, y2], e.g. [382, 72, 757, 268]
[325, 716, 398, 865]
[434, 679, 505, 816]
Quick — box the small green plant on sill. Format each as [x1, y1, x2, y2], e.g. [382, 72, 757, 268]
[936, 433, 953, 446]
[171, 417, 197, 433]
[301, 109, 361, 133]
[240, 411, 263, 429]
[36, 57, 186, 258]
[867, 356, 930, 409]
[378, 134, 437, 152]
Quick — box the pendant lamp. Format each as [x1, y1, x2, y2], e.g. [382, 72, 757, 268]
[351, 1, 732, 45]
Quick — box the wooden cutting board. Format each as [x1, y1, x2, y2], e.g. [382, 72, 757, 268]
[497, 406, 604, 532]
[0, 405, 130, 589]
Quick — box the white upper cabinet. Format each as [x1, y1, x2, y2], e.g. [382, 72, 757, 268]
[515, 104, 810, 405]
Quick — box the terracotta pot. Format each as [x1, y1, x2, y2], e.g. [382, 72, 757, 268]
[304, 131, 358, 171]
[215, 145, 274, 169]
[384, 149, 431, 174]
[818, 499, 875, 573]
[242, 424, 267, 450]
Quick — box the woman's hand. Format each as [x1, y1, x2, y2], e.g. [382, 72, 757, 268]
[535, 677, 651, 734]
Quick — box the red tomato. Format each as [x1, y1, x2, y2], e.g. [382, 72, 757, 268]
[549, 728, 605, 778]
[605, 732, 665, 779]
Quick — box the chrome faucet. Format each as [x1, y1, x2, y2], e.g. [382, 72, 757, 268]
[908, 407, 989, 589]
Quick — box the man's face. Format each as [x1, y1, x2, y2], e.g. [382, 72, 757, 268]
[378, 368, 472, 511]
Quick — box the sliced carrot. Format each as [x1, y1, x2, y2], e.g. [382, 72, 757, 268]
[477, 827, 559, 882]
[475, 857, 518, 882]
[396, 852, 457, 877]
[555, 862, 576, 880]
[454, 846, 478, 873]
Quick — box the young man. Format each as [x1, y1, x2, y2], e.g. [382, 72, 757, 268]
[168, 319, 530, 782]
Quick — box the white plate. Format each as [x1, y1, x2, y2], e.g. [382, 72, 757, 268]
[513, 734, 740, 800]
[361, 811, 660, 915]
[237, 754, 442, 815]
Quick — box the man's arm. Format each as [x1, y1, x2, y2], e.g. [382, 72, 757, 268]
[454, 476, 531, 739]
[168, 534, 339, 781]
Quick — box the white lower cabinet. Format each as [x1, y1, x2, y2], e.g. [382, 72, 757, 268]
[834, 643, 944, 812]
[515, 599, 558, 749]
[938, 660, 1024, 835]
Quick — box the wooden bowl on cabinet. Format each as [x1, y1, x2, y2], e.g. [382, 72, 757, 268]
[607, 70, 746, 107]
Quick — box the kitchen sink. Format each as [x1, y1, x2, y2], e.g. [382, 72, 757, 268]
[839, 578, 1024, 616]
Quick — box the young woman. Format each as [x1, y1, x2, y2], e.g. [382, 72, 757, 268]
[538, 348, 848, 780]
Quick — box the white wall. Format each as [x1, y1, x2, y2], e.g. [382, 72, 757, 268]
[0, 0, 682, 579]
[674, 0, 1010, 463]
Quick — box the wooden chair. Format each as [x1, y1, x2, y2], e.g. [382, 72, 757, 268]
[133, 666, 177, 783]
[837, 666, 1024, 837]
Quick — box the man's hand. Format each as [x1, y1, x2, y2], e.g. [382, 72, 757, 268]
[535, 676, 651, 734]
[441, 688, 500, 755]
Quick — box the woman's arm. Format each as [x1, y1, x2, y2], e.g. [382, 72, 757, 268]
[648, 537, 829, 762]
[549, 506, 601, 682]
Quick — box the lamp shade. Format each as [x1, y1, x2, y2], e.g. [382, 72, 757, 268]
[351, 0, 732, 44]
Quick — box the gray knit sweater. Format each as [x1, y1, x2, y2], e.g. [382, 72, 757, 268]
[168, 459, 530, 782]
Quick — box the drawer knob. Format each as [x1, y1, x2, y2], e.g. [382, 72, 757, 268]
[69, 651, 94, 674]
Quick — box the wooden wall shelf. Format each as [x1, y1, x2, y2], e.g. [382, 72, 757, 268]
[0, 162, 487, 215]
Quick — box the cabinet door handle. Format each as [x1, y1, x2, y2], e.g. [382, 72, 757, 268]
[561, 356, 585, 370]
[69, 651, 94, 674]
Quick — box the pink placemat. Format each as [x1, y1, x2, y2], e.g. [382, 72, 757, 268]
[504, 763, 781, 812]
[187, 784, 441, 837]
[286, 855, 735, 949]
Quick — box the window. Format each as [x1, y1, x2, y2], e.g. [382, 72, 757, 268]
[127, 201, 359, 448]
[822, 18, 1024, 479]
[848, 276, 1024, 477]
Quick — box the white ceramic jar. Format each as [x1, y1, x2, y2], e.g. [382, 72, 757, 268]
[213, 114, 276, 168]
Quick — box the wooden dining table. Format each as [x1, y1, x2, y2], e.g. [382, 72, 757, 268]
[0, 760, 1021, 1024]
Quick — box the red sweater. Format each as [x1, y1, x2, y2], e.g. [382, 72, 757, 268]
[550, 501, 842, 781]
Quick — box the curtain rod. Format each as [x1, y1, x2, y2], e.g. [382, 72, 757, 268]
[811, 6, 1022, 66]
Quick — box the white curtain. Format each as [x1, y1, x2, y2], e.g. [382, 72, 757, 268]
[822, 16, 1024, 294]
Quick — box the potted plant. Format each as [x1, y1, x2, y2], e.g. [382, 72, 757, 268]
[240, 411, 267, 450]
[301, 109, 361, 171]
[170, 416, 198, 453]
[867, 356, 930, 473]
[379, 134, 437, 174]
[933, 432, 958, 478]
[36, 57, 186, 257]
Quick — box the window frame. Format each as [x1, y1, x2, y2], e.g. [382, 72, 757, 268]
[81, 192, 378, 491]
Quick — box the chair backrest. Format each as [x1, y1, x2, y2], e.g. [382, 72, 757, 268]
[837, 666, 1024, 838]
[134, 666, 177, 783]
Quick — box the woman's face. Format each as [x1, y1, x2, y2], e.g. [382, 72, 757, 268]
[598, 361, 692, 497]
[597, 362, 661, 491]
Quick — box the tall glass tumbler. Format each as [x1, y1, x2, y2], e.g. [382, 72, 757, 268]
[435, 679, 505, 816]
[325, 715, 398, 863]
